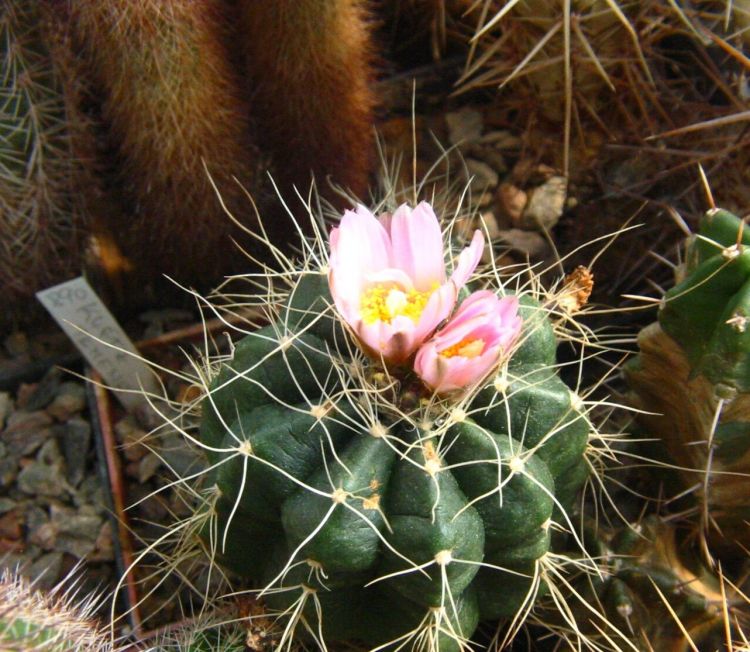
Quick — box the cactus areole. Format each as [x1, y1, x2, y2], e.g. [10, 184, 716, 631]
[198, 203, 591, 650]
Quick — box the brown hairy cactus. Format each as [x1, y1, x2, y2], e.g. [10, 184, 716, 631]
[0, 0, 94, 320]
[237, 0, 376, 206]
[69, 0, 263, 286]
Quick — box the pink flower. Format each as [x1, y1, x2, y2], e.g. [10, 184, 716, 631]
[414, 291, 522, 393]
[328, 202, 484, 364]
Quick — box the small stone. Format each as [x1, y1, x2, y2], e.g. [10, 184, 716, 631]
[18, 458, 67, 498]
[0, 497, 16, 515]
[27, 552, 64, 590]
[55, 513, 102, 558]
[466, 143, 508, 175]
[16, 383, 37, 409]
[25, 505, 49, 533]
[466, 159, 499, 192]
[2, 410, 54, 456]
[138, 452, 162, 483]
[0, 392, 11, 429]
[116, 416, 149, 462]
[0, 510, 22, 540]
[476, 191, 494, 208]
[29, 521, 57, 550]
[4, 331, 29, 358]
[59, 418, 91, 487]
[498, 183, 528, 224]
[496, 229, 551, 259]
[89, 521, 114, 562]
[47, 382, 87, 421]
[73, 476, 107, 513]
[446, 108, 483, 145]
[479, 212, 502, 239]
[478, 130, 522, 150]
[0, 443, 17, 489]
[0, 552, 25, 569]
[160, 432, 202, 478]
[24, 368, 63, 411]
[37, 438, 64, 466]
[520, 176, 567, 231]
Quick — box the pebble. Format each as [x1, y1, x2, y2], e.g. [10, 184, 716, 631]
[2, 410, 53, 457]
[479, 211, 502, 239]
[478, 130, 522, 149]
[466, 143, 508, 175]
[17, 441, 68, 498]
[0, 362, 115, 593]
[496, 229, 551, 259]
[0, 443, 17, 488]
[4, 331, 29, 358]
[29, 520, 57, 550]
[89, 521, 114, 562]
[160, 432, 201, 478]
[73, 476, 108, 513]
[59, 418, 91, 487]
[138, 453, 162, 483]
[116, 416, 150, 462]
[23, 368, 62, 411]
[0, 497, 16, 515]
[27, 552, 64, 591]
[466, 158, 500, 193]
[520, 176, 568, 231]
[47, 382, 86, 421]
[446, 108, 484, 145]
[55, 513, 103, 558]
[0, 510, 22, 540]
[18, 463, 67, 499]
[498, 182, 528, 224]
[0, 392, 11, 429]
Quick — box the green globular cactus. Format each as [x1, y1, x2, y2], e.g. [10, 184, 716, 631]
[626, 207, 750, 554]
[196, 259, 594, 650]
[0, 569, 115, 651]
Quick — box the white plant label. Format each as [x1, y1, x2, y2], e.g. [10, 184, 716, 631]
[37, 277, 158, 409]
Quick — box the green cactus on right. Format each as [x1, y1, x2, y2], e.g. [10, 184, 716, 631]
[191, 235, 598, 652]
[626, 207, 750, 553]
[573, 517, 746, 651]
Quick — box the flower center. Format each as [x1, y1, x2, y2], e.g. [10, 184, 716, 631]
[439, 338, 485, 359]
[360, 284, 433, 325]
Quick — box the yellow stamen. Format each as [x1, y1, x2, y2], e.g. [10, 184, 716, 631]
[360, 284, 434, 325]
[440, 338, 485, 359]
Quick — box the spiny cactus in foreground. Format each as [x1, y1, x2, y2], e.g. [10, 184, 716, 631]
[0, 568, 115, 651]
[626, 207, 750, 556]
[193, 201, 604, 650]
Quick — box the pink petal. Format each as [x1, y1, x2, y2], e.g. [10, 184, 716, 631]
[356, 317, 418, 365]
[365, 268, 416, 292]
[390, 202, 446, 291]
[449, 230, 484, 288]
[414, 290, 523, 393]
[329, 207, 393, 314]
[412, 282, 457, 343]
